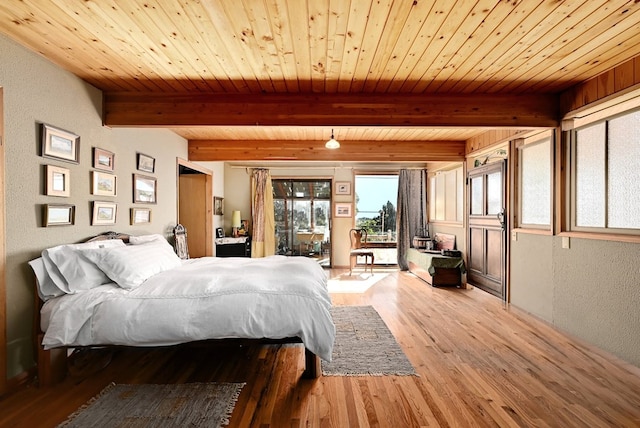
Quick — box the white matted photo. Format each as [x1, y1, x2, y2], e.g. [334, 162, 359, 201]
[41, 123, 79, 164]
[335, 181, 351, 195]
[45, 165, 70, 197]
[93, 147, 115, 171]
[131, 207, 152, 225]
[133, 174, 157, 204]
[92, 201, 117, 225]
[92, 171, 117, 196]
[334, 202, 353, 218]
[43, 204, 75, 227]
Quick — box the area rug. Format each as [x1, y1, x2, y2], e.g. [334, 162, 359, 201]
[327, 272, 389, 293]
[58, 382, 245, 428]
[322, 305, 417, 376]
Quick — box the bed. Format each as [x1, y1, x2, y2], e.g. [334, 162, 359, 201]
[29, 231, 335, 385]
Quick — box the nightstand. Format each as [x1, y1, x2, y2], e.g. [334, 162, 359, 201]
[215, 236, 251, 257]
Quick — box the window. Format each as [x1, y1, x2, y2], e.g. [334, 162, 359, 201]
[570, 108, 640, 234]
[518, 137, 552, 229]
[429, 166, 463, 223]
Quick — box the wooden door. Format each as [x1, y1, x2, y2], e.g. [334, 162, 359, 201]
[467, 161, 507, 299]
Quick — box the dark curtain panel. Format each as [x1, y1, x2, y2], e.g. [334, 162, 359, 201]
[397, 169, 428, 270]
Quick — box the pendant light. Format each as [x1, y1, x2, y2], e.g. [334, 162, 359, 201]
[325, 129, 340, 149]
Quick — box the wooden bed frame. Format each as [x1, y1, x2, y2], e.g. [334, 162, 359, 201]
[34, 231, 321, 386]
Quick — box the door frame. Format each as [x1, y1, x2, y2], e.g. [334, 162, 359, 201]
[0, 87, 7, 395]
[176, 158, 213, 257]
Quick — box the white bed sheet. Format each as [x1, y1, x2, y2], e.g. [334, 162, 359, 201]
[41, 255, 335, 361]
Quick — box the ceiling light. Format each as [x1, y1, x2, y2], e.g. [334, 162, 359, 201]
[325, 129, 340, 149]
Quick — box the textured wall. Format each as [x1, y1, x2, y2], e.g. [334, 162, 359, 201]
[0, 34, 187, 378]
[511, 234, 640, 367]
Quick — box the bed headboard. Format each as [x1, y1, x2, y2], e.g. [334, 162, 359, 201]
[85, 231, 131, 244]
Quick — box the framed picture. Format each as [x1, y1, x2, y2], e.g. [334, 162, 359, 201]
[45, 165, 70, 197]
[93, 147, 115, 171]
[43, 204, 75, 227]
[133, 173, 157, 204]
[335, 181, 351, 195]
[238, 219, 249, 236]
[216, 227, 224, 238]
[130, 207, 152, 225]
[41, 123, 79, 163]
[334, 202, 353, 218]
[214, 196, 224, 215]
[92, 201, 117, 225]
[91, 171, 117, 196]
[137, 153, 155, 173]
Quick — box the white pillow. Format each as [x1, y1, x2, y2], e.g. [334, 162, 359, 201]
[41, 239, 126, 293]
[80, 240, 182, 289]
[28, 257, 65, 301]
[129, 234, 167, 245]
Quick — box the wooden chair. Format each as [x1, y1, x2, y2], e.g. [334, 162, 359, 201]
[349, 228, 374, 275]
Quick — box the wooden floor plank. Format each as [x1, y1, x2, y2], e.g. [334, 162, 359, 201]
[2, 268, 640, 427]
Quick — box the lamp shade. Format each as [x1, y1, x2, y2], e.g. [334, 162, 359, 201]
[231, 210, 241, 228]
[325, 129, 340, 149]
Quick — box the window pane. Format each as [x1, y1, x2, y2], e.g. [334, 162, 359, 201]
[429, 177, 436, 220]
[575, 123, 606, 227]
[521, 139, 551, 225]
[445, 170, 457, 220]
[608, 110, 640, 229]
[355, 175, 398, 242]
[471, 176, 483, 215]
[487, 172, 502, 215]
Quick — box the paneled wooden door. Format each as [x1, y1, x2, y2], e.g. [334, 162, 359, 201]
[467, 161, 507, 300]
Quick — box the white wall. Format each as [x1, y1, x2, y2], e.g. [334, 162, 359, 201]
[0, 33, 187, 378]
[194, 161, 225, 255]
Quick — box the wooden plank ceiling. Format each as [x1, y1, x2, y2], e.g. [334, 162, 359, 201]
[1, 0, 640, 163]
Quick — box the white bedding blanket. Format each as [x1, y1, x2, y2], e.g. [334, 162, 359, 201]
[41, 255, 335, 361]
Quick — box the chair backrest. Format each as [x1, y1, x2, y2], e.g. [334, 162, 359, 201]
[173, 224, 190, 259]
[349, 228, 368, 249]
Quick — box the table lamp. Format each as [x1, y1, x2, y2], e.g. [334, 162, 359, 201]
[231, 210, 241, 237]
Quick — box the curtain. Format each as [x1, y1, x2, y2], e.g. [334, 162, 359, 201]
[250, 168, 276, 257]
[397, 169, 428, 270]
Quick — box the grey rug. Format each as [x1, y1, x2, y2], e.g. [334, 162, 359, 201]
[58, 382, 245, 427]
[322, 305, 417, 376]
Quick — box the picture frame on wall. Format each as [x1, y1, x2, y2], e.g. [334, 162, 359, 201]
[93, 147, 115, 171]
[335, 181, 351, 195]
[137, 153, 155, 173]
[214, 196, 224, 215]
[45, 165, 70, 197]
[130, 207, 152, 225]
[92, 201, 117, 225]
[133, 173, 157, 204]
[91, 171, 117, 196]
[41, 123, 80, 164]
[334, 202, 353, 218]
[43, 204, 75, 227]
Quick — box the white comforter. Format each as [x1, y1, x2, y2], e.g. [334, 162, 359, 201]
[41, 255, 335, 361]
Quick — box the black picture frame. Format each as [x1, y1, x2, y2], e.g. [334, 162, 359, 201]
[216, 227, 224, 238]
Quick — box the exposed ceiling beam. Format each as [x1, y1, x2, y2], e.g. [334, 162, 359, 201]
[104, 93, 560, 128]
[188, 140, 465, 162]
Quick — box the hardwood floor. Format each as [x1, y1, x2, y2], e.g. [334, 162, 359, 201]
[2, 269, 640, 427]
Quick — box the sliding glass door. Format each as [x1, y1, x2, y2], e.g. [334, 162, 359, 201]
[273, 179, 331, 266]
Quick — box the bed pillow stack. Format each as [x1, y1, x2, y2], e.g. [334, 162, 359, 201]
[80, 238, 182, 289]
[30, 239, 127, 300]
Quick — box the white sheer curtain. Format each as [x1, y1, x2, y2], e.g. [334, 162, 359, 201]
[250, 168, 276, 257]
[397, 169, 428, 270]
